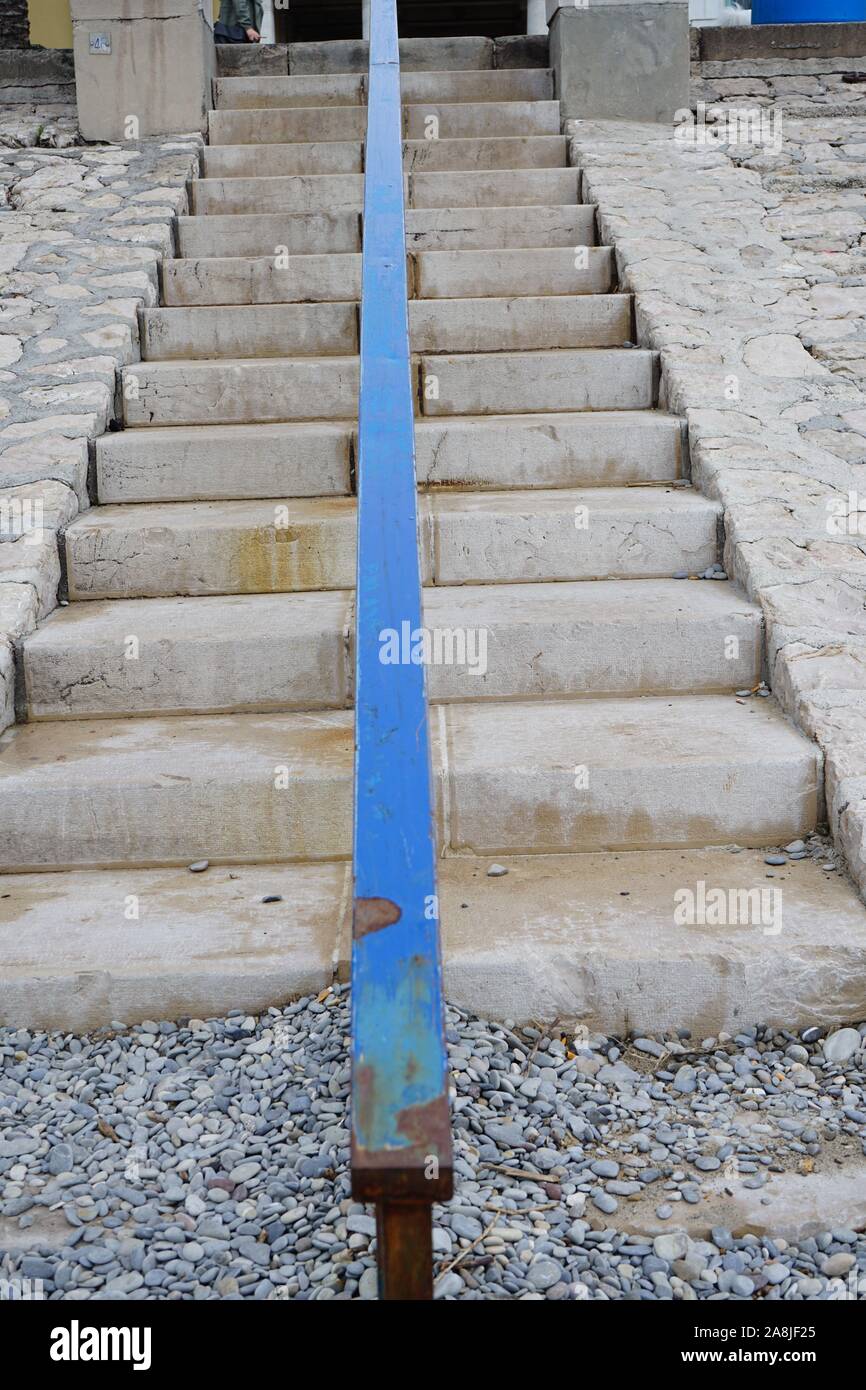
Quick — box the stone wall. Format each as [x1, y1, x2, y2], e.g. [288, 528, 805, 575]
[0, 0, 29, 50]
[691, 21, 866, 110]
[0, 125, 201, 735]
[0, 49, 76, 110]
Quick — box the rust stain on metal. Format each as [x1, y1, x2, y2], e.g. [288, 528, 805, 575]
[353, 896, 402, 939]
[396, 1092, 452, 1154]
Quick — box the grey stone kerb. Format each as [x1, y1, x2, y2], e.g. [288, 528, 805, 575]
[546, 0, 690, 124]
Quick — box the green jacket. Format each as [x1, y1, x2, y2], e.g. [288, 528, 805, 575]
[219, 0, 264, 32]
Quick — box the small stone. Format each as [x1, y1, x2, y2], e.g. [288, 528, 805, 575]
[359, 1267, 378, 1300]
[527, 1257, 562, 1291]
[486, 863, 508, 877]
[188, 861, 209, 873]
[823, 1253, 855, 1278]
[592, 1192, 618, 1215]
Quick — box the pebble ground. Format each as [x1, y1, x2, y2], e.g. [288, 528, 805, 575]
[1, 989, 865, 1300]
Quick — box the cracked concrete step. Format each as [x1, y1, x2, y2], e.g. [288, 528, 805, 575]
[287, 38, 521, 75]
[176, 204, 594, 260]
[140, 302, 358, 361]
[190, 168, 579, 215]
[22, 581, 762, 720]
[160, 248, 615, 307]
[203, 140, 363, 178]
[404, 204, 595, 251]
[0, 696, 819, 871]
[95, 412, 683, 503]
[207, 134, 567, 173]
[420, 348, 658, 416]
[176, 211, 361, 259]
[209, 100, 561, 147]
[63, 489, 719, 598]
[213, 68, 553, 109]
[121, 350, 656, 427]
[142, 296, 630, 360]
[3, 848, 861, 1033]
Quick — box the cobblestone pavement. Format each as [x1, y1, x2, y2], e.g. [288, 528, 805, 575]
[570, 92, 866, 902]
[0, 119, 200, 732]
[1, 991, 865, 1301]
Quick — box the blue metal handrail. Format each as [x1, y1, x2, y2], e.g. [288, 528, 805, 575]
[350, 0, 453, 1301]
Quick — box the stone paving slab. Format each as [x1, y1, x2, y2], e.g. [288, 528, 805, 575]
[0, 120, 201, 735]
[568, 103, 866, 899]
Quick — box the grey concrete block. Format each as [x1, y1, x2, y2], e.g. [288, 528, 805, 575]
[549, 2, 690, 123]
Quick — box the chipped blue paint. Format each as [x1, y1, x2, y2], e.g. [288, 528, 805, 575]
[350, 0, 450, 1187]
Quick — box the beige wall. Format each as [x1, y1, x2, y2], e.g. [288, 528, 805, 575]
[29, 0, 73, 48]
[27, 1, 221, 49]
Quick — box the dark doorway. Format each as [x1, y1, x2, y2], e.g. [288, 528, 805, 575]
[281, 2, 526, 42]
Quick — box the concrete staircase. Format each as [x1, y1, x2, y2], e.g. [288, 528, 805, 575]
[1, 35, 855, 1035]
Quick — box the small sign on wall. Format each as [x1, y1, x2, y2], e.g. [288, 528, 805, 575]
[88, 32, 111, 54]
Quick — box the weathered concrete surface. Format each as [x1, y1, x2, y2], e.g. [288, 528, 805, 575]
[568, 112, 866, 898]
[21, 579, 763, 718]
[0, 130, 200, 733]
[2, 848, 863, 1034]
[70, 0, 215, 141]
[549, 0, 690, 123]
[0, 695, 818, 869]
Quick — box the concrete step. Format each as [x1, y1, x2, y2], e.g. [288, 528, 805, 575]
[209, 100, 560, 147]
[403, 136, 567, 172]
[63, 489, 717, 598]
[95, 412, 683, 503]
[176, 211, 361, 260]
[142, 296, 630, 359]
[3, 847, 857, 1032]
[160, 247, 615, 307]
[0, 696, 819, 870]
[121, 350, 656, 427]
[141, 303, 358, 361]
[190, 168, 578, 215]
[415, 247, 615, 299]
[288, 37, 502, 75]
[203, 140, 362, 178]
[213, 68, 553, 109]
[97, 422, 355, 502]
[409, 168, 579, 208]
[204, 133, 565, 181]
[176, 204, 594, 260]
[420, 348, 658, 416]
[22, 581, 762, 720]
[405, 204, 594, 251]
[122, 357, 360, 426]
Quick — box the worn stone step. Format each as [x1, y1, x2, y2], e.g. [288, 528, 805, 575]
[209, 100, 561, 147]
[143, 296, 630, 359]
[203, 140, 363, 178]
[191, 167, 578, 215]
[288, 38, 503, 75]
[95, 412, 683, 503]
[63, 489, 717, 598]
[420, 348, 658, 415]
[0, 696, 819, 870]
[22, 581, 762, 720]
[176, 211, 361, 260]
[121, 350, 655, 427]
[213, 67, 553, 109]
[122, 357, 360, 426]
[405, 204, 595, 251]
[141, 302, 357, 361]
[176, 205, 594, 261]
[403, 135, 567, 172]
[161, 247, 614, 307]
[2, 846, 860, 1034]
[97, 422, 355, 503]
[409, 167, 579, 208]
[415, 247, 615, 299]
